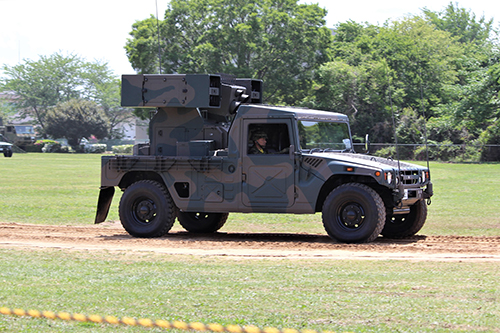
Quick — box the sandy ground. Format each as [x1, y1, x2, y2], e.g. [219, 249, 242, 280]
[0, 221, 499, 262]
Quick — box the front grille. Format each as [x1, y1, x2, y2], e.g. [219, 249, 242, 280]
[399, 170, 422, 185]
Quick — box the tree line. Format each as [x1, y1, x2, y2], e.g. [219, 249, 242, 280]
[0, 53, 132, 148]
[1, 1, 499, 158]
[126, 0, 499, 159]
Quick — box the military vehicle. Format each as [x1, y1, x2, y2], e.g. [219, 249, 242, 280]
[95, 74, 433, 243]
[0, 123, 36, 149]
[0, 140, 13, 157]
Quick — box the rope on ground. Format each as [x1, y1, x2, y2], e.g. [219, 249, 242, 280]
[0, 307, 348, 333]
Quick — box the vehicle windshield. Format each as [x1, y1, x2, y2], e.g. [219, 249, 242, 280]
[298, 120, 352, 152]
[14, 126, 34, 134]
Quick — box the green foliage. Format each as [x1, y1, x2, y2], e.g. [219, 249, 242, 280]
[28, 139, 53, 152]
[308, 17, 464, 143]
[0, 52, 128, 139]
[305, 58, 393, 142]
[415, 141, 481, 162]
[301, 4, 499, 154]
[422, 2, 494, 44]
[479, 121, 500, 145]
[126, 0, 332, 107]
[44, 99, 109, 149]
[27, 139, 72, 153]
[436, 45, 500, 140]
[42, 142, 65, 153]
[0, 93, 17, 123]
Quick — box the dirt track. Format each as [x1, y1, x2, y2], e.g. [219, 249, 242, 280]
[1, 221, 499, 261]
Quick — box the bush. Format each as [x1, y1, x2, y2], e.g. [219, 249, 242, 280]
[26, 140, 45, 152]
[34, 139, 69, 153]
[112, 144, 134, 154]
[373, 145, 414, 160]
[373, 146, 396, 158]
[412, 141, 481, 162]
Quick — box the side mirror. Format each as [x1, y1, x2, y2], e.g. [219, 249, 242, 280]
[343, 138, 352, 151]
[365, 134, 370, 154]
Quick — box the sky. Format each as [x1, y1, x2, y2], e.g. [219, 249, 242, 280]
[1, 0, 499, 78]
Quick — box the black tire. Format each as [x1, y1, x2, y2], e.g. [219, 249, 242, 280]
[322, 183, 386, 243]
[119, 180, 175, 238]
[4, 148, 13, 157]
[178, 212, 229, 233]
[382, 199, 427, 238]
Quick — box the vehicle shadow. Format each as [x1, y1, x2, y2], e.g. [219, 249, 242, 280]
[100, 230, 426, 246]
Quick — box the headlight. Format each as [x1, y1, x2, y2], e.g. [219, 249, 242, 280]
[421, 170, 426, 183]
[385, 171, 393, 184]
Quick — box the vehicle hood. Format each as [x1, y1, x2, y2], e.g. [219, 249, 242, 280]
[308, 152, 428, 171]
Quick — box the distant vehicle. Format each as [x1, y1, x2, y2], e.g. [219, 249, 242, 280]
[0, 141, 13, 157]
[0, 124, 36, 149]
[95, 74, 433, 243]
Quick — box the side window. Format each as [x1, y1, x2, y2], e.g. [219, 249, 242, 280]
[247, 123, 290, 154]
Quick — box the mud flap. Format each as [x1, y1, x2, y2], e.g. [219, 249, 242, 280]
[95, 187, 115, 224]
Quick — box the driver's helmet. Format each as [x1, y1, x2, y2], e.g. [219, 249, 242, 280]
[252, 131, 268, 141]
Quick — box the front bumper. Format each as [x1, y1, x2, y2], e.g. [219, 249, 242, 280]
[393, 182, 432, 213]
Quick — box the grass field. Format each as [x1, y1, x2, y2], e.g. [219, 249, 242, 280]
[1, 249, 499, 333]
[0, 153, 499, 332]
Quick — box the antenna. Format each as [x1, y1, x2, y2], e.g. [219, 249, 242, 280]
[387, 81, 401, 171]
[388, 81, 403, 205]
[419, 70, 432, 205]
[155, 0, 162, 74]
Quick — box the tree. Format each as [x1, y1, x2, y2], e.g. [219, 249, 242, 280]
[444, 46, 500, 141]
[1, 53, 130, 138]
[421, 3, 499, 143]
[83, 68, 132, 139]
[0, 92, 18, 124]
[125, 0, 332, 105]
[44, 99, 109, 148]
[422, 2, 495, 45]
[309, 18, 463, 143]
[304, 58, 393, 142]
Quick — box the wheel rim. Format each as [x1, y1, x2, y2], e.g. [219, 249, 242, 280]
[132, 197, 157, 224]
[337, 202, 366, 229]
[388, 215, 407, 226]
[190, 213, 209, 221]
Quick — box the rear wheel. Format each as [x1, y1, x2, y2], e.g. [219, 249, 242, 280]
[178, 212, 229, 233]
[382, 200, 427, 238]
[322, 183, 386, 243]
[119, 180, 175, 238]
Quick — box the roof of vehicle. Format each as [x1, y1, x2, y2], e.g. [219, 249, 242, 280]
[238, 104, 349, 122]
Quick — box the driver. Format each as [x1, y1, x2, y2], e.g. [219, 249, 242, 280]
[248, 131, 268, 154]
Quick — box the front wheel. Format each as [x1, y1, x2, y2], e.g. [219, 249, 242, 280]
[322, 183, 386, 243]
[3, 148, 13, 157]
[119, 180, 176, 238]
[382, 200, 427, 238]
[178, 212, 229, 233]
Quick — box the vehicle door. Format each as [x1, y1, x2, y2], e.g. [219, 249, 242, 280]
[241, 119, 295, 208]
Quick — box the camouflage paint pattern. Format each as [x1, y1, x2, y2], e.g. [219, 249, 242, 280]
[96, 74, 433, 238]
